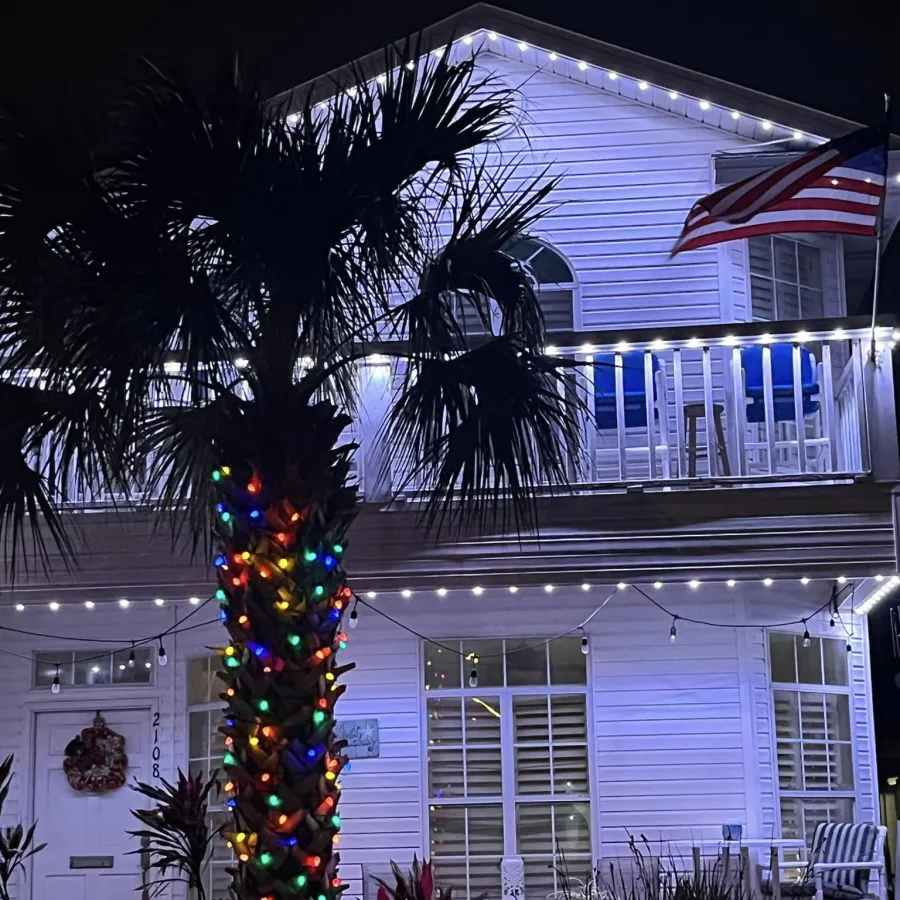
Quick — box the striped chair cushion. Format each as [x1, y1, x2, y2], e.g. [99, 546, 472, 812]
[810, 822, 879, 893]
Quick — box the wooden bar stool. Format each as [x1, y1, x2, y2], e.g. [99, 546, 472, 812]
[684, 401, 731, 476]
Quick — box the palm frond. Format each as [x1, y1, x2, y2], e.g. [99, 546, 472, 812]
[384, 337, 582, 534]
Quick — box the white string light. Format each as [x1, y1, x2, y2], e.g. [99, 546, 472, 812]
[298, 29, 823, 153]
[855, 575, 900, 614]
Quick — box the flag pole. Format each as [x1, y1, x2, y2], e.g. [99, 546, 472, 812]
[869, 91, 892, 358]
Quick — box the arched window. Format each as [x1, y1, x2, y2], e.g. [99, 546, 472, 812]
[502, 236, 578, 332]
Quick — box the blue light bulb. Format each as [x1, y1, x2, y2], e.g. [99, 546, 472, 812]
[250, 510, 261, 520]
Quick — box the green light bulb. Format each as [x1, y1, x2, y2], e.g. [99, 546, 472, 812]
[223, 752, 236, 766]
[331, 814, 341, 827]
[221, 511, 231, 523]
[212, 470, 221, 482]
[304, 550, 317, 562]
[259, 852, 273, 866]
[258, 699, 270, 712]
[295, 875, 308, 888]
[333, 544, 343, 554]
[339, 640, 347, 650]
[314, 585, 324, 597]
[288, 634, 301, 647]
[318, 893, 327, 900]
[312, 710, 326, 725]
[215, 589, 227, 601]
[267, 794, 282, 808]
[226, 657, 240, 668]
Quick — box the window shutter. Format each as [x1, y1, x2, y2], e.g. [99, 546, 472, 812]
[538, 288, 574, 331]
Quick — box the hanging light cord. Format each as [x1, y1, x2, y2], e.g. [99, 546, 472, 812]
[0, 596, 217, 667]
[354, 590, 617, 660]
[630, 584, 841, 629]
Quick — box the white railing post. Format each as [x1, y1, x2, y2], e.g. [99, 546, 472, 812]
[358, 360, 393, 500]
[762, 343, 777, 474]
[644, 350, 658, 479]
[614, 352, 627, 480]
[673, 349, 686, 478]
[702, 345, 717, 476]
[792, 343, 808, 475]
[821, 342, 839, 473]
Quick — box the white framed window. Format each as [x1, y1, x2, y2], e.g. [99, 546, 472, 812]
[503, 236, 578, 332]
[749, 236, 825, 321]
[768, 633, 855, 848]
[187, 655, 232, 900]
[425, 637, 591, 900]
[34, 648, 154, 688]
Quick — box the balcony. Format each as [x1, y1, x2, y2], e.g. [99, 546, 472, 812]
[362, 317, 900, 500]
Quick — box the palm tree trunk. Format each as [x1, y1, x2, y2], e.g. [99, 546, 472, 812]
[213, 454, 358, 900]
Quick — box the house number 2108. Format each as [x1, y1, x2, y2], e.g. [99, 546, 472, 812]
[152, 711, 161, 778]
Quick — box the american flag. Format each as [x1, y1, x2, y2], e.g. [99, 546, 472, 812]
[671, 125, 887, 256]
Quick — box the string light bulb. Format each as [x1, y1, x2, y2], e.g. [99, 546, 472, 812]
[349, 600, 359, 628]
[469, 668, 478, 688]
[128, 646, 136, 668]
[580, 628, 589, 655]
[802, 621, 811, 648]
[51, 665, 61, 694]
[669, 616, 678, 642]
[157, 637, 168, 666]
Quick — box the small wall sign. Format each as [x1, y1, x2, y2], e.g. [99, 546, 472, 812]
[334, 719, 379, 759]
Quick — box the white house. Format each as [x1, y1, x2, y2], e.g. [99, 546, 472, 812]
[3, 6, 900, 900]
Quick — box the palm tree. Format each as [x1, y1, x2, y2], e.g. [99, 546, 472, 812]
[0, 47, 581, 900]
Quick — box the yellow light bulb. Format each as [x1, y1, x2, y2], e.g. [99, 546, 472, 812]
[325, 771, 336, 781]
[241, 551, 251, 561]
[225, 646, 235, 656]
[278, 558, 289, 570]
[236, 832, 246, 843]
[333, 835, 341, 845]
[325, 672, 335, 681]
[277, 600, 290, 611]
[221, 466, 231, 475]
[249, 736, 259, 746]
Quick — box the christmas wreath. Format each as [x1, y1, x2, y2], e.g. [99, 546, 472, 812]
[63, 712, 129, 793]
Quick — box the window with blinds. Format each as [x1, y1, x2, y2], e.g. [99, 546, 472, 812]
[749, 236, 825, 321]
[502, 236, 577, 332]
[768, 634, 855, 849]
[425, 637, 591, 900]
[187, 655, 233, 900]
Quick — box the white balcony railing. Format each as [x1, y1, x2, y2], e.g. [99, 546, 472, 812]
[377, 318, 899, 496]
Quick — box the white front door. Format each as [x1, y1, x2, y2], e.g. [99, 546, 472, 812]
[31, 708, 151, 900]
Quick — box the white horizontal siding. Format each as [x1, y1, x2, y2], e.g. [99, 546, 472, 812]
[0, 579, 879, 899]
[475, 52, 750, 330]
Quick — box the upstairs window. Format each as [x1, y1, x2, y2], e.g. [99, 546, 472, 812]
[503, 237, 577, 332]
[749, 236, 824, 321]
[34, 648, 154, 687]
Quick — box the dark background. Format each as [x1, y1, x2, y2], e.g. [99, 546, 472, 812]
[3, 0, 900, 773]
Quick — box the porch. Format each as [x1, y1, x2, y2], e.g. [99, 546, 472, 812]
[353, 317, 900, 499]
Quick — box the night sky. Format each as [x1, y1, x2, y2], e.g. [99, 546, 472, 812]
[4, 0, 900, 770]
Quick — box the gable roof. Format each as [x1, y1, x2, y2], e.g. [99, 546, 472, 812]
[275, 2, 885, 148]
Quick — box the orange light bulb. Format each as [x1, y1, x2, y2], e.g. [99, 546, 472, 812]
[291, 513, 301, 523]
[240, 853, 250, 863]
[278, 814, 288, 826]
[261, 726, 274, 738]
[232, 577, 241, 587]
[238, 615, 249, 625]
[227, 688, 235, 697]
[259, 568, 270, 579]
[260, 773, 271, 783]
[224, 781, 235, 792]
